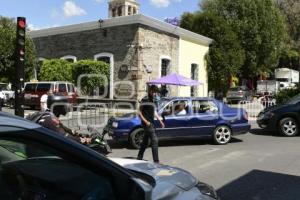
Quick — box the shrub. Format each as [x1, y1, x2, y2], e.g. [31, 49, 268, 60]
[275, 88, 299, 104]
[39, 59, 72, 82]
[72, 60, 109, 95]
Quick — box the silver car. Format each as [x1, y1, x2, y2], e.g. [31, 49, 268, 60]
[0, 112, 219, 200]
[226, 86, 252, 104]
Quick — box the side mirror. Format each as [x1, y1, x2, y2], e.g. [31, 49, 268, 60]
[129, 178, 152, 200]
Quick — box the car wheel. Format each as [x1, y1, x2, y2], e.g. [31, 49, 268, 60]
[279, 117, 298, 137]
[213, 125, 232, 145]
[129, 128, 145, 149]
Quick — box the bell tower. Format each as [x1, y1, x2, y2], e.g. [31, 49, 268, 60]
[108, 0, 140, 18]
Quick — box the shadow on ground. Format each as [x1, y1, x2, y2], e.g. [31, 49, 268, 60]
[108, 137, 243, 149]
[217, 170, 300, 200]
[250, 128, 279, 137]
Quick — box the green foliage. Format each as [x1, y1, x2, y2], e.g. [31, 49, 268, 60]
[278, 49, 299, 70]
[276, 0, 300, 50]
[39, 59, 72, 82]
[181, 11, 245, 93]
[200, 0, 286, 78]
[0, 16, 36, 82]
[275, 88, 299, 104]
[72, 60, 109, 95]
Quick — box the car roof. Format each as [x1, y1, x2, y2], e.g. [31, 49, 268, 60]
[24, 81, 72, 84]
[0, 112, 41, 130]
[163, 97, 216, 101]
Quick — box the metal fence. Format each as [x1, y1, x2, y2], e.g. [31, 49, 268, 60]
[228, 98, 276, 120]
[59, 103, 136, 131]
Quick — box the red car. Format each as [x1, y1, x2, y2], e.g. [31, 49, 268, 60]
[23, 81, 78, 109]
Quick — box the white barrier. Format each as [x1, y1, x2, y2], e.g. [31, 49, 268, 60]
[230, 98, 276, 120]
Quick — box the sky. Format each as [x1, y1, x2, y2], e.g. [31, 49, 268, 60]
[0, 0, 201, 30]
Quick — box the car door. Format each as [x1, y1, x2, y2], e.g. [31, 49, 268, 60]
[188, 99, 219, 136]
[0, 128, 152, 200]
[155, 99, 190, 138]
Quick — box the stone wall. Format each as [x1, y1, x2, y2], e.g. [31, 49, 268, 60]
[33, 24, 140, 99]
[136, 25, 179, 100]
[32, 23, 180, 101]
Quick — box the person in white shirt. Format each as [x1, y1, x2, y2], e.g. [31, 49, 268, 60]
[175, 102, 187, 116]
[40, 90, 53, 111]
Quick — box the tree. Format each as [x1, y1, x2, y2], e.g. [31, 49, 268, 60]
[276, 0, 300, 50]
[0, 16, 36, 82]
[39, 59, 73, 82]
[275, 0, 300, 77]
[72, 60, 109, 95]
[201, 0, 286, 80]
[181, 12, 245, 93]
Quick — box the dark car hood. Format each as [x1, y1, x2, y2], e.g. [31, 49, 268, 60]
[261, 104, 288, 113]
[110, 158, 199, 199]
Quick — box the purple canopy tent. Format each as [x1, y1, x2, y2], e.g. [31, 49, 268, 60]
[147, 73, 203, 86]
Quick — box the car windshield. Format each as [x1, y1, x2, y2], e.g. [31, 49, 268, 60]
[286, 93, 300, 105]
[0, 83, 9, 91]
[157, 98, 169, 109]
[229, 87, 245, 91]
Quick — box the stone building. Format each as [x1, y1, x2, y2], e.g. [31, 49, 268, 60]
[29, 0, 212, 100]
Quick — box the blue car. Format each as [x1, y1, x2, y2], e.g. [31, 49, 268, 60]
[107, 97, 250, 148]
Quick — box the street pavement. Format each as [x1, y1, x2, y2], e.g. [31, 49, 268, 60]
[108, 120, 300, 200]
[3, 108, 300, 200]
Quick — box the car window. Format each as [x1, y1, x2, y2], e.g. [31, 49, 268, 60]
[59, 84, 67, 92]
[0, 84, 9, 91]
[192, 100, 218, 114]
[0, 138, 116, 200]
[162, 100, 188, 116]
[24, 83, 37, 93]
[67, 84, 74, 93]
[36, 83, 52, 92]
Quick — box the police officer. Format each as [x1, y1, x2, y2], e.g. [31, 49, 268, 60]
[137, 85, 165, 163]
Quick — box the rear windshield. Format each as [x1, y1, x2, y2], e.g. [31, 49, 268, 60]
[24, 83, 37, 92]
[36, 83, 52, 92]
[0, 84, 9, 91]
[229, 87, 242, 91]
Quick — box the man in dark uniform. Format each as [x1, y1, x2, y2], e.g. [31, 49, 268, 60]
[137, 85, 165, 163]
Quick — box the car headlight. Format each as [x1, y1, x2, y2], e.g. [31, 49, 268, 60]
[196, 181, 219, 199]
[112, 122, 118, 128]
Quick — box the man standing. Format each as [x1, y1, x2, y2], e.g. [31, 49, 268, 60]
[40, 90, 53, 111]
[137, 85, 165, 163]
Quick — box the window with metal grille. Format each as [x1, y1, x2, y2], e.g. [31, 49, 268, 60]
[191, 64, 198, 97]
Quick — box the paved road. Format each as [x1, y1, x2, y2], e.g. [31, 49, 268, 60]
[4, 108, 300, 200]
[108, 121, 300, 200]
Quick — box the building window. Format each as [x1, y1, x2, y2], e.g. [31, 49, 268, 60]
[161, 59, 170, 77]
[60, 55, 77, 63]
[97, 56, 110, 64]
[191, 64, 198, 97]
[94, 53, 114, 99]
[133, 7, 137, 14]
[128, 6, 132, 15]
[160, 58, 170, 97]
[112, 8, 116, 17]
[118, 6, 122, 16]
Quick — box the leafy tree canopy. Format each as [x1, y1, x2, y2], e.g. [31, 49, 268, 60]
[0, 16, 36, 82]
[200, 0, 286, 78]
[181, 11, 245, 92]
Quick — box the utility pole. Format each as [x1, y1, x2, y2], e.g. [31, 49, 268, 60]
[14, 17, 26, 117]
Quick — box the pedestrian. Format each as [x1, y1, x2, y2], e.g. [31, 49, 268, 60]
[40, 90, 53, 111]
[137, 85, 165, 163]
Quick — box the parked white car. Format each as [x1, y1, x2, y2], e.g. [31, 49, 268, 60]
[0, 83, 14, 107]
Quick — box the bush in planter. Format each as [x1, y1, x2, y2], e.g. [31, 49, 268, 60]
[72, 60, 109, 96]
[275, 88, 299, 104]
